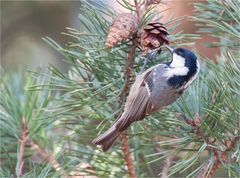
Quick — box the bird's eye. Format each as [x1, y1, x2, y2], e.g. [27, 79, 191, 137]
[177, 51, 183, 56]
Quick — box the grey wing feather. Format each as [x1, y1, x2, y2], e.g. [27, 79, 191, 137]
[116, 68, 157, 131]
[117, 85, 150, 131]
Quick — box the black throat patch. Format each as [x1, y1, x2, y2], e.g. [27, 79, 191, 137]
[167, 57, 198, 88]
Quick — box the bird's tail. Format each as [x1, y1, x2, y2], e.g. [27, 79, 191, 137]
[92, 124, 119, 152]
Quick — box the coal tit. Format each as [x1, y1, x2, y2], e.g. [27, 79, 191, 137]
[93, 46, 200, 151]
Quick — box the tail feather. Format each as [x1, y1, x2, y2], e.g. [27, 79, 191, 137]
[92, 124, 119, 152]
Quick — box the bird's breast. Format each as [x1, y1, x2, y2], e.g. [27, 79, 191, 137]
[150, 79, 183, 109]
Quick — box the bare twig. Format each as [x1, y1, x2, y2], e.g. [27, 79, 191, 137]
[27, 140, 67, 177]
[160, 154, 174, 178]
[196, 160, 210, 178]
[134, 0, 162, 24]
[207, 136, 239, 177]
[28, 140, 99, 178]
[119, 37, 138, 105]
[119, 132, 137, 178]
[208, 149, 221, 178]
[134, 0, 141, 23]
[118, 13, 138, 178]
[118, 36, 138, 178]
[68, 162, 98, 178]
[16, 118, 29, 177]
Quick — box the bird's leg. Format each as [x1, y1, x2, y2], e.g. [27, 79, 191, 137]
[139, 48, 160, 74]
[139, 56, 149, 74]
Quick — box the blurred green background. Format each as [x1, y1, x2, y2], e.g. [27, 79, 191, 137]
[1, 1, 82, 72]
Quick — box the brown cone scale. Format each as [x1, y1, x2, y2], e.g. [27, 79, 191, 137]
[140, 22, 169, 54]
[105, 13, 137, 48]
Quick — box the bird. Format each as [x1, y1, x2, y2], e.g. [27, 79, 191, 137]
[92, 46, 200, 151]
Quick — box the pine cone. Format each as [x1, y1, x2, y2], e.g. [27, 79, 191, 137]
[105, 13, 137, 48]
[146, 0, 161, 6]
[140, 22, 169, 54]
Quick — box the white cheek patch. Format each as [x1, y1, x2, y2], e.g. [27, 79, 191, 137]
[164, 67, 189, 78]
[170, 53, 186, 68]
[164, 53, 189, 78]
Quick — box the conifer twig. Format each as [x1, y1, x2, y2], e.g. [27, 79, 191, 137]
[119, 36, 138, 178]
[28, 140, 99, 178]
[160, 154, 174, 178]
[16, 118, 29, 177]
[196, 160, 212, 178]
[119, 132, 137, 178]
[186, 113, 240, 178]
[68, 162, 98, 178]
[27, 140, 67, 177]
[117, 2, 140, 175]
[134, 0, 141, 23]
[119, 37, 138, 104]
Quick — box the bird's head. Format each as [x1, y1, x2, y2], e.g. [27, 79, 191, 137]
[166, 46, 198, 69]
[163, 46, 200, 88]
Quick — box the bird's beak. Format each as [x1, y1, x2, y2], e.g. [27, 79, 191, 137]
[165, 45, 173, 53]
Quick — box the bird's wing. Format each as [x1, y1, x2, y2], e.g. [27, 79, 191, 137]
[117, 67, 159, 131]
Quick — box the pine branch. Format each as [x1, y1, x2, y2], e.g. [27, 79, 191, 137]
[28, 140, 98, 178]
[120, 132, 137, 178]
[186, 113, 240, 178]
[26, 140, 66, 177]
[134, 0, 141, 23]
[119, 37, 138, 104]
[115, 2, 144, 176]
[160, 153, 174, 178]
[67, 162, 98, 178]
[208, 136, 240, 177]
[184, 114, 222, 178]
[16, 118, 29, 177]
[208, 149, 221, 178]
[118, 29, 138, 178]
